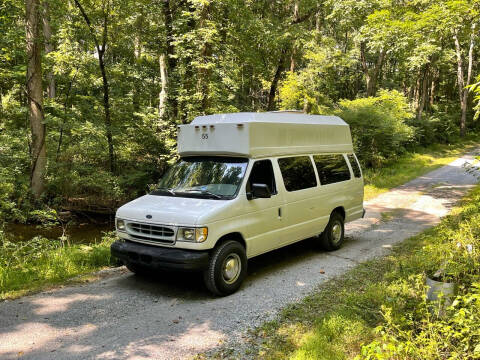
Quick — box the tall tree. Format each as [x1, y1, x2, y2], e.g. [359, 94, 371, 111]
[42, 0, 55, 98]
[158, 53, 167, 124]
[25, 0, 47, 198]
[161, 0, 177, 119]
[454, 23, 476, 137]
[73, 0, 115, 172]
[360, 43, 385, 97]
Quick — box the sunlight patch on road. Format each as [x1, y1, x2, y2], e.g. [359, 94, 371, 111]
[0, 323, 97, 358]
[31, 294, 112, 315]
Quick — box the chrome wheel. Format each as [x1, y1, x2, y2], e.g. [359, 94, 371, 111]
[222, 253, 241, 284]
[331, 221, 343, 244]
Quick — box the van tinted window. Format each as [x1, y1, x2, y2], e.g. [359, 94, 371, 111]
[278, 156, 317, 192]
[313, 154, 351, 185]
[347, 154, 362, 178]
[247, 160, 276, 195]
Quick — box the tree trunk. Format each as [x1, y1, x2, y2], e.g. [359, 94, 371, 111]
[98, 51, 114, 173]
[161, 0, 178, 118]
[267, 50, 286, 111]
[158, 53, 168, 126]
[198, 42, 212, 113]
[360, 42, 385, 97]
[197, 2, 212, 113]
[290, 45, 296, 72]
[42, 0, 55, 98]
[413, 73, 421, 109]
[132, 17, 143, 112]
[416, 65, 429, 121]
[74, 0, 115, 172]
[26, 0, 47, 199]
[454, 24, 476, 137]
[429, 70, 436, 108]
[56, 68, 78, 161]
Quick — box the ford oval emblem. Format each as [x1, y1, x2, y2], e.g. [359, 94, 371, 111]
[146, 214, 152, 219]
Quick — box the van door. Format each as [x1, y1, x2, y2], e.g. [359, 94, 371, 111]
[276, 155, 322, 245]
[242, 159, 284, 257]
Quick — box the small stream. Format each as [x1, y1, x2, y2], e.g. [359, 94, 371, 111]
[4, 221, 114, 244]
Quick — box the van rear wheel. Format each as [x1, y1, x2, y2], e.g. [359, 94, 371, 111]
[319, 212, 345, 251]
[203, 240, 247, 296]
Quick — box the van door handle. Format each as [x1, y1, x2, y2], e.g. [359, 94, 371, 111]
[278, 207, 282, 218]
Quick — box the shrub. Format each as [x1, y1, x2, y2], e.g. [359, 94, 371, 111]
[358, 284, 480, 360]
[336, 90, 415, 167]
[408, 106, 460, 146]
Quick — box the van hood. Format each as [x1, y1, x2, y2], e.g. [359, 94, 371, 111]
[116, 194, 228, 226]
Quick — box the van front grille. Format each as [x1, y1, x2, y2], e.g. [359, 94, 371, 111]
[126, 222, 175, 245]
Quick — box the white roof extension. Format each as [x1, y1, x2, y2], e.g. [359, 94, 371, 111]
[177, 112, 353, 158]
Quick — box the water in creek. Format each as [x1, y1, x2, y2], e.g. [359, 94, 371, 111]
[4, 220, 114, 244]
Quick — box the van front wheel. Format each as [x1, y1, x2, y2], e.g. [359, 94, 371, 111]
[203, 240, 247, 296]
[319, 212, 345, 251]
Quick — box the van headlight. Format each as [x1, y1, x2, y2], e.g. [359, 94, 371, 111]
[116, 219, 126, 232]
[177, 227, 208, 242]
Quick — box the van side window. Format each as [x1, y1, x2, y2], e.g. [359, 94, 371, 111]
[347, 154, 362, 178]
[313, 154, 351, 185]
[278, 156, 317, 192]
[247, 160, 276, 195]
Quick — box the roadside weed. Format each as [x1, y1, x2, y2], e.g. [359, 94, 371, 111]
[0, 231, 118, 300]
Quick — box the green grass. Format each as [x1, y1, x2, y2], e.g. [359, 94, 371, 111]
[0, 231, 117, 300]
[243, 185, 480, 360]
[363, 139, 478, 200]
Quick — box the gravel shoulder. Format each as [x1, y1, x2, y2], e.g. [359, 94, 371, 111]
[0, 151, 478, 360]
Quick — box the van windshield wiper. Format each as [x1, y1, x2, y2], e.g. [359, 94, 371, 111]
[152, 187, 177, 196]
[182, 189, 223, 199]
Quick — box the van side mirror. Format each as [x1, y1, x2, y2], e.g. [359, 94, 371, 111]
[247, 183, 271, 200]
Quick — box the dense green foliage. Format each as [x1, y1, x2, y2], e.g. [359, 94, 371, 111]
[336, 90, 415, 167]
[0, 229, 117, 299]
[0, 0, 479, 220]
[238, 184, 480, 360]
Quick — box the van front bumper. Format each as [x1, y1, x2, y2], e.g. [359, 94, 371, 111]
[111, 240, 210, 271]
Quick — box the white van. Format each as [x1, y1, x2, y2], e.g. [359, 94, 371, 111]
[111, 112, 364, 295]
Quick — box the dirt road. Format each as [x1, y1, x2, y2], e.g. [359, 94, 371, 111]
[0, 151, 478, 360]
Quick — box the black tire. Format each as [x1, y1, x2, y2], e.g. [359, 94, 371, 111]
[125, 262, 150, 276]
[319, 212, 345, 251]
[203, 240, 247, 296]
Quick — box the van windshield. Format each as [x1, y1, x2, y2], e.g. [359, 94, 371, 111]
[151, 157, 249, 199]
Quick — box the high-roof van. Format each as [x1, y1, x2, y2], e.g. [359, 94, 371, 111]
[111, 112, 364, 295]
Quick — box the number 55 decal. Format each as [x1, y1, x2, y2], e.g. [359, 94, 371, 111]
[202, 134, 208, 139]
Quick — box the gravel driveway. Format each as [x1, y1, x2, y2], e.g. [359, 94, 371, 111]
[0, 151, 478, 360]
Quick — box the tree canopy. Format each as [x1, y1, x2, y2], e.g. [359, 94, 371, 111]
[0, 0, 479, 218]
